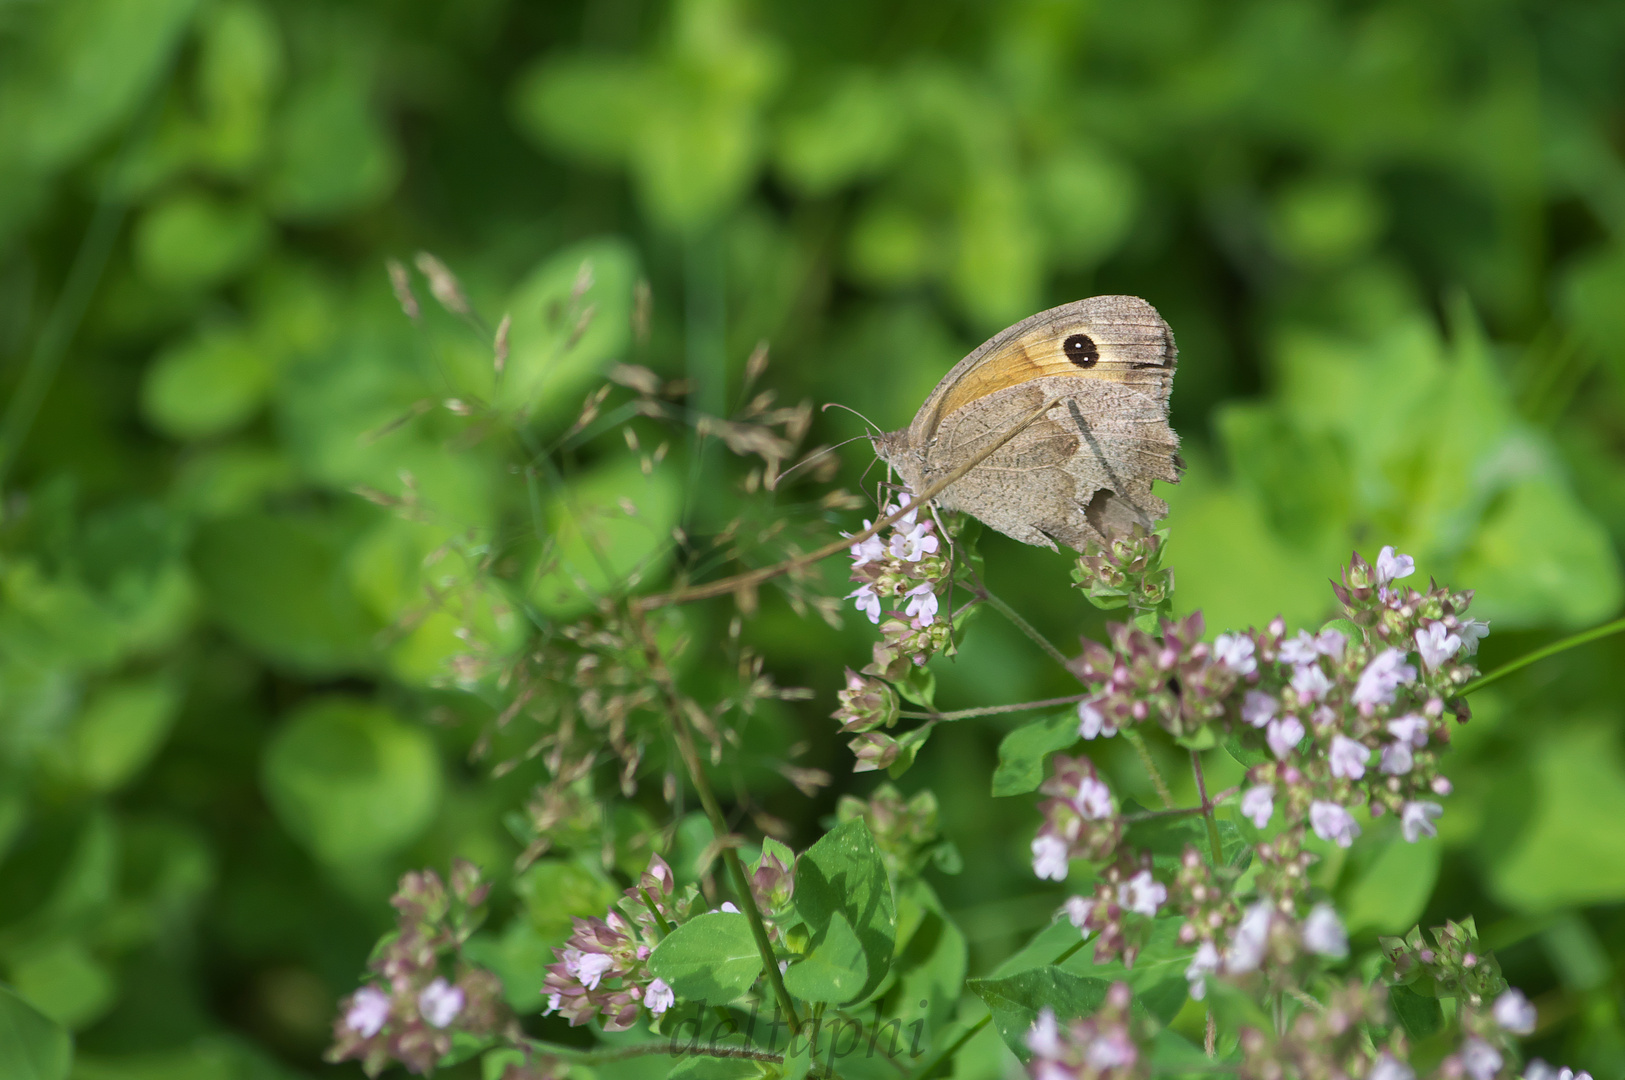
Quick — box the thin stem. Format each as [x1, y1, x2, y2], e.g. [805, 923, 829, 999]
[630, 610, 802, 1035]
[1459, 615, 1625, 696]
[1190, 750, 1224, 867]
[975, 586, 1073, 670]
[914, 1015, 989, 1080]
[898, 694, 1087, 721]
[634, 396, 1062, 610]
[518, 1037, 783, 1065]
[1121, 729, 1175, 809]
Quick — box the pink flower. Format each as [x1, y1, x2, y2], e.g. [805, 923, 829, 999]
[1462, 1037, 1503, 1080]
[1279, 630, 1320, 665]
[1064, 896, 1095, 932]
[1353, 649, 1417, 710]
[1460, 619, 1490, 656]
[1032, 835, 1070, 881]
[1370, 1053, 1416, 1080]
[1027, 1009, 1062, 1058]
[1078, 699, 1117, 740]
[576, 952, 613, 990]
[1118, 870, 1166, 916]
[1380, 741, 1414, 775]
[1302, 903, 1347, 958]
[1401, 801, 1443, 842]
[1375, 545, 1416, 585]
[1074, 776, 1114, 820]
[1267, 715, 1305, 758]
[418, 977, 464, 1029]
[889, 520, 939, 562]
[1310, 801, 1360, 847]
[1328, 734, 1371, 780]
[1241, 785, 1274, 829]
[645, 978, 676, 1016]
[848, 583, 881, 623]
[1226, 902, 1272, 973]
[1185, 941, 1219, 1000]
[345, 986, 391, 1037]
[1415, 621, 1462, 672]
[1213, 633, 1257, 675]
[1493, 988, 1536, 1035]
[1315, 627, 1347, 660]
[847, 524, 886, 566]
[1242, 690, 1278, 728]
[1388, 714, 1429, 747]
[904, 582, 939, 626]
[1291, 663, 1332, 702]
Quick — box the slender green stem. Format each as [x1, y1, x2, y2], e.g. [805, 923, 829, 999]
[518, 1037, 783, 1065]
[1190, 750, 1224, 867]
[914, 1015, 989, 1080]
[632, 611, 802, 1035]
[976, 587, 1072, 670]
[1122, 729, 1175, 809]
[899, 694, 1087, 721]
[1459, 615, 1625, 696]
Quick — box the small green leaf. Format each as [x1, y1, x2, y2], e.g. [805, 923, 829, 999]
[794, 819, 896, 1002]
[967, 967, 1111, 1060]
[668, 1055, 760, 1080]
[1389, 984, 1443, 1039]
[0, 984, 72, 1080]
[649, 912, 762, 1004]
[782, 910, 867, 1004]
[992, 712, 1078, 797]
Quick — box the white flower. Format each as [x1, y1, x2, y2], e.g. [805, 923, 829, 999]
[1315, 628, 1348, 660]
[1242, 690, 1278, 728]
[345, 986, 391, 1037]
[1353, 649, 1417, 710]
[1375, 545, 1416, 585]
[1459, 619, 1491, 656]
[1388, 714, 1429, 747]
[848, 524, 886, 566]
[576, 952, 614, 990]
[1075, 776, 1114, 820]
[719, 902, 740, 914]
[1063, 895, 1095, 932]
[1226, 901, 1273, 974]
[1291, 663, 1333, 702]
[1118, 869, 1166, 916]
[1185, 941, 1219, 1000]
[1310, 801, 1361, 848]
[1462, 1037, 1503, 1080]
[1087, 1032, 1136, 1070]
[1401, 801, 1443, 843]
[1214, 633, 1257, 675]
[903, 582, 939, 626]
[645, 978, 676, 1016]
[1370, 1052, 1416, 1080]
[418, 977, 465, 1029]
[848, 583, 881, 623]
[1416, 621, 1462, 672]
[1380, 741, 1414, 775]
[544, 991, 562, 1015]
[1032, 835, 1070, 881]
[1493, 988, 1537, 1035]
[1267, 715, 1305, 758]
[1079, 699, 1117, 740]
[1241, 785, 1274, 829]
[1279, 630, 1320, 665]
[1329, 734, 1372, 780]
[1027, 1008, 1062, 1058]
[1302, 903, 1348, 958]
[1524, 1061, 1590, 1080]
[890, 520, 940, 562]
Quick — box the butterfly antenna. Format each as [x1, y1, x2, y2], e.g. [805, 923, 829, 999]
[774, 435, 871, 486]
[821, 401, 884, 437]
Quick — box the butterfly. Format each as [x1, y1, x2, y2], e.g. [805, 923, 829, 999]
[872, 295, 1182, 551]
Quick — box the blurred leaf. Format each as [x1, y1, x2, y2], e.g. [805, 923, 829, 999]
[261, 697, 442, 865]
[1337, 830, 1440, 935]
[992, 712, 1078, 797]
[792, 819, 895, 1003]
[1032, 146, 1139, 270]
[967, 967, 1110, 1061]
[5, 938, 115, 1030]
[774, 71, 902, 195]
[67, 676, 180, 792]
[141, 325, 273, 440]
[782, 910, 867, 1004]
[193, 0, 283, 176]
[886, 879, 966, 1033]
[264, 54, 399, 219]
[1390, 984, 1443, 1040]
[1268, 176, 1385, 266]
[648, 911, 762, 1004]
[513, 858, 620, 941]
[0, 984, 72, 1080]
[1486, 723, 1625, 911]
[133, 191, 271, 291]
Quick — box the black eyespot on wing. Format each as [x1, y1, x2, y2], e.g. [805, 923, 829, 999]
[1063, 333, 1098, 367]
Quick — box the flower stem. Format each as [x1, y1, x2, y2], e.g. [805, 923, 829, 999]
[1190, 750, 1224, 867]
[975, 587, 1073, 670]
[631, 610, 803, 1036]
[898, 694, 1088, 721]
[1459, 615, 1625, 696]
[1123, 729, 1176, 809]
[518, 1037, 783, 1065]
[914, 1015, 989, 1080]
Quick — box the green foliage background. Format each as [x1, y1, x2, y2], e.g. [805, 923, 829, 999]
[4, 0, 1625, 1075]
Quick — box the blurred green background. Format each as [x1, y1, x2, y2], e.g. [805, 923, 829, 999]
[5, 0, 1625, 1075]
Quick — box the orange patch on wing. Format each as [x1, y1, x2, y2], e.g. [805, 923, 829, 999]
[935, 329, 1131, 420]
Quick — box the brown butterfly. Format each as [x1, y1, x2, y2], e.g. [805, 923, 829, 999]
[872, 295, 1182, 551]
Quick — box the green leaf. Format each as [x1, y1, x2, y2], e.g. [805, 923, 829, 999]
[782, 910, 867, 1004]
[1389, 984, 1443, 1040]
[649, 912, 763, 1004]
[261, 697, 442, 865]
[68, 676, 180, 792]
[793, 820, 896, 1002]
[667, 1055, 760, 1080]
[141, 325, 273, 440]
[265, 56, 399, 219]
[992, 712, 1078, 797]
[513, 857, 621, 942]
[885, 879, 967, 1034]
[0, 984, 72, 1080]
[967, 967, 1111, 1061]
[1338, 830, 1441, 935]
[133, 191, 270, 291]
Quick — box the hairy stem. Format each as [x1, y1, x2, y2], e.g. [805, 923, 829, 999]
[898, 694, 1087, 721]
[1190, 750, 1224, 866]
[975, 587, 1073, 670]
[631, 611, 803, 1035]
[518, 1038, 783, 1065]
[634, 396, 1062, 610]
[1122, 729, 1176, 809]
[1460, 615, 1625, 696]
